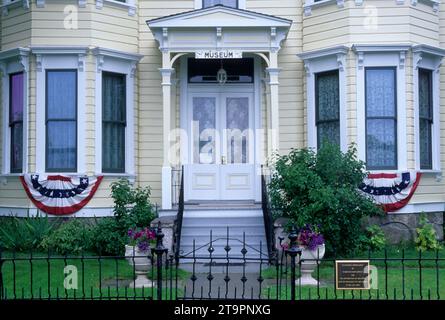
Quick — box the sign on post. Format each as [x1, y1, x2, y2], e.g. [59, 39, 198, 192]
[336, 260, 371, 290]
[195, 50, 243, 59]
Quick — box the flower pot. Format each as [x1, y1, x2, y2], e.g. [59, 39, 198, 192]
[296, 244, 325, 286]
[125, 245, 154, 288]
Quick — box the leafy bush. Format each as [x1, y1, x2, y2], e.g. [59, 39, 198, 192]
[360, 225, 386, 252]
[41, 219, 92, 255]
[415, 214, 442, 252]
[269, 143, 384, 256]
[90, 179, 157, 256]
[0, 213, 55, 251]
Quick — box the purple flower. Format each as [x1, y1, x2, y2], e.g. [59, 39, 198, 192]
[137, 241, 150, 252]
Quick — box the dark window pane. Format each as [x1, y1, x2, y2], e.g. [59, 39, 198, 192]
[47, 71, 77, 120]
[366, 119, 397, 169]
[47, 121, 77, 171]
[316, 70, 340, 148]
[46, 70, 77, 172]
[9, 72, 24, 173]
[188, 58, 254, 84]
[366, 68, 396, 117]
[102, 72, 126, 173]
[419, 69, 433, 169]
[203, 0, 237, 8]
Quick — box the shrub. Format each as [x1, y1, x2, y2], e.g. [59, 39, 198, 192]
[41, 219, 93, 255]
[0, 213, 55, 251]
[90, 179, 157, 256]
[269, 143, 384, 256]
[360, 225, 386, 252]
[415, 213, 442, 252]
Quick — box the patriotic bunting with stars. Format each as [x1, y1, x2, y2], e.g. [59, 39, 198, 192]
[358, 172, 422, 213]
[20, 174, 104, 215]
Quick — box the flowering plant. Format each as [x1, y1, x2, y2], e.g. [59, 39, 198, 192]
[281, 224, 325, 251]
[127, 227, 156, 252]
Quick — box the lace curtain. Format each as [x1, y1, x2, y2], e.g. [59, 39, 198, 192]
[102, 73, 126, 172]
[365, 68, 397, 169]
[46, 71, 77, 171]
[316, 71, 340, 148]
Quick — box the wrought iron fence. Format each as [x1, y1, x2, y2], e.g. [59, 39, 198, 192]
[1, 223, 445, 301]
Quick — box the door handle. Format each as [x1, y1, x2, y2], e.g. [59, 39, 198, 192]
[221, 156, 227, 165]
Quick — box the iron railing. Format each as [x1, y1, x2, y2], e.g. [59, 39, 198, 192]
[261, 166, 277, 261]
[1, 225, 445, 301]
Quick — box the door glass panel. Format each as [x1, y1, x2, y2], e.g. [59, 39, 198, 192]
[193, 97, 216, 164]
[226, 97, 249, 164]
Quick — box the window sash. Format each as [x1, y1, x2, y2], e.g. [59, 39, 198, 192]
[202, 0, 238, 8]
[102, 72, 126, 173]
[9, 72, 24, 173]
[315, 70, 340, 148]
[418, 68, 433, 170]
[45, 70, 77, 172]
[365, 67, 398, 170]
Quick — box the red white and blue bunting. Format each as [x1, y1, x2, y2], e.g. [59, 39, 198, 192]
[20, 174, 104, 215]
[358, 172, 422, 213]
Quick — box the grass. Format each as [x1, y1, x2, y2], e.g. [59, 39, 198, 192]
[0, 252, 189, 300]
[261, 247, 445, 300]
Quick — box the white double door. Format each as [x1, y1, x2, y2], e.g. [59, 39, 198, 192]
[185, 91, 257, 201]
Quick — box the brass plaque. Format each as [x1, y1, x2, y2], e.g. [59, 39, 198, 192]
[336, 260, 371, 290]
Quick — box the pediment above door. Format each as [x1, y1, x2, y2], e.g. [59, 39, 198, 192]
[147, 6, 292, 52]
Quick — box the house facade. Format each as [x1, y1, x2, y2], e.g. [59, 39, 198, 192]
[0, 0, 444, 250]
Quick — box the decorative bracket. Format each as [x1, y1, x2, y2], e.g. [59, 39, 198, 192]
[78, 54, 86, 72]
[357, 52, 364, 70]
[96, 0, 103, 9]
[355, 0, 364, 5]
[19, 53, 29, 73]
[303, 61, 312, 77]
[36, 54, 43, 72]
[337, 53, 346, 71]
[399, 51, 406, 69]
[336, 0, 345, 8]
[216, 27, 222, 49]
[162, 28, 169, 49]
[96, 55, 105, 73]
[413, 51, 423, 70]
[130, 61, 137, 78]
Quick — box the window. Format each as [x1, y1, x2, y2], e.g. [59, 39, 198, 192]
[102, 72, 126, 173]
[46, 70, 77, 172]
[203, 0, 238, 8]
[188, 58, 254, 84]
[418, 68, 433, 170]
[315, 70, 340, 148]
[365, 67, 397, 170]
[9, 72, 24, 173]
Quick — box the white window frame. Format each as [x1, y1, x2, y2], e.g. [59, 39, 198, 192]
[32, 46, 88, 175]
[353, 44, 410, 172]
[195, 0, 246, 9]
[95, 0, 136, 16]
[412, 45, 445, 175]
[93, 47, 142, 178]
[0, 48, 29, 176]
[298, 46, 348, 152]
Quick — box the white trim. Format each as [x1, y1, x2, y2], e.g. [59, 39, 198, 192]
[0, 48, 30, 175]
[96, 0, 136, 16]
[1, 0, 29, 16]
[92, 47, 142, 176]
[387, 202, 445, 214]
[412, 45, 444, 174]
[195, 0, 246, 10]
[298, 46, 348, 152]
[32, 46, 88, 175]
[353, 45, 409, 171]
[34, 0, 86, 8]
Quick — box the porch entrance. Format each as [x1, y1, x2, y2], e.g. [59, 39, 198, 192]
[184, 90, 256, 201]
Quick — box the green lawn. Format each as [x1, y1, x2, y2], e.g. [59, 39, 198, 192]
[261, 247, 445, 300]
[0, 252, 189, 300]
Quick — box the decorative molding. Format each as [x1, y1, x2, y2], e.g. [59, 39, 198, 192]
[92, 47, 143, 62]
[2, 0, 29, 16]
[352, 44, 411, 69]
[303, 61, 312, 77]
[304, 0, 345, 16]
[399, 51, 406, 69]
[96, 0, 103, 9]
[396, 0, 405, 4]
[413, 51, 423, 70]
[78, 0, 86, 8]
[337, 53, 346, 71]
[357, 52, 365, 69]
[36, 0, 44, 8]
[355, 0, 364, 5]
[298, 45, 349, 61]
[96, 0, 136, 16]
[78, 54, 86, 72]
[96, 55, 105, 73]
[216, 27, 222, 48]
[36, 54, 42, 72]
[130, 61, 137, 78]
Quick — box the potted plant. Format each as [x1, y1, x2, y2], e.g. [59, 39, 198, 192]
[126, 227, 157, 288]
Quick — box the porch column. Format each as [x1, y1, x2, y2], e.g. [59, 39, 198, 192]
[160, 66, 175, 210]
[266, 52, 281, 159]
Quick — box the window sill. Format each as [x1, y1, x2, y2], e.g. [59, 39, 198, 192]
[96, 0, 136, 17]
[98, 173, 136, 183]
[1, 0, 29, 16]
[304, 0, 345, 17]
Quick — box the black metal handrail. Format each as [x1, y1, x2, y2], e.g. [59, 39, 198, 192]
[174, 167, 184, 261]
[261, 166, 277, 261]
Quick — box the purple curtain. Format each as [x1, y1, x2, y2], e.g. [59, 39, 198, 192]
[10, 73, 24, 172]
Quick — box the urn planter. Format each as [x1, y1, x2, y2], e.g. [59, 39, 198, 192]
[296, 244, 325, 286]
[125, 245, 154, 288]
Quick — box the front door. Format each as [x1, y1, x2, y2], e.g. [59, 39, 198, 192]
[185, 91, 255, 201]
